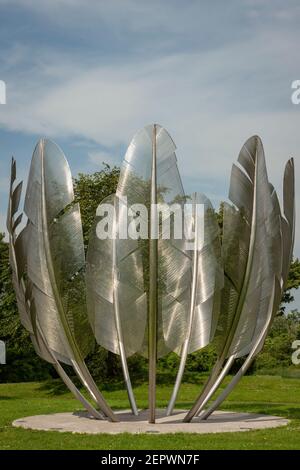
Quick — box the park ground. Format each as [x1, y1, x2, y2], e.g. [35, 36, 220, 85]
[0, 375, 300, 450]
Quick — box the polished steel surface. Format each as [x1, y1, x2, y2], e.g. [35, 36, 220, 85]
[184, 136, 290, 422]
[86, 193, 139, 415]
[199, 158, 295, 420]
[8, 128, 295, 425]
[166, 193, 223, 415]
[12, 142, 117, 421]
[7, 158, 105, 421]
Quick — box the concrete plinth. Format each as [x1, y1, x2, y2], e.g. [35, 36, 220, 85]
[12, 409, 289, 434]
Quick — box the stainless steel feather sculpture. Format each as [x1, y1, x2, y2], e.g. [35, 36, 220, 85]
[7, 158, 105, 420]
[86, 192, 144, 415]
[8, 127, 295, 425]
[87, 124, 194, 422]
[9, 141, 117, 422]
[184, 136, 294, 422]
[198, 157, 295, 420]
[166, 193, 223, 415]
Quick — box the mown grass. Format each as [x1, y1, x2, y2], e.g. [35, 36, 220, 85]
[0, 375, 299, 449]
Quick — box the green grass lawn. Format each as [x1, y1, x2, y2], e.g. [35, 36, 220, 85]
[0, 375, 300, 450]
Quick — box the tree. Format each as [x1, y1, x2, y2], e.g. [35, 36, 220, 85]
[254, 310, 300, 372]
[281, 259, 300, 307]
[73, 164, 120, 249]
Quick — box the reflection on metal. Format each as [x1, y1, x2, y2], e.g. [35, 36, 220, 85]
[166, 193, 223, 416]
[198, 158, 295, 421]
[184, 137, 294, 422]
[7, 158, 103, 420]
[86, 193, 138, 416]
[8, 145, 116, 422]
[8, 127, 295, 424]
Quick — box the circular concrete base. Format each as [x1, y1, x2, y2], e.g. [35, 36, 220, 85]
[13, 409, 289, 435]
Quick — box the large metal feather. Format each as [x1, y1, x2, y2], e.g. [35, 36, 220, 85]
[20, 139, 117, 421]
[87, 193, 147, 361]
[23, 140, 92, 360]
[239, 158, 295, 358]
[185, 135, 282, 421]
[88, 124, 192, 422]
[86, 192, 144, 414]
[186, 194, 223, 353]
[238, 158, 294, 359]
[7, 158, 104, 419]
[89, 125, 191, 360]
[199, 159, 295, 419]
[226, 138, 282, 357]
[119, 125, 192, 356]
[281, 158, 295, 286]
[166, 192, 223, 415]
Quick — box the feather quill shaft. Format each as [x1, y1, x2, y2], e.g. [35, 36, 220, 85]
[149, 124, 158, 423]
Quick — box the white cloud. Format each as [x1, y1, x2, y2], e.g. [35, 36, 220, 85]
[0, 29, 298, 182]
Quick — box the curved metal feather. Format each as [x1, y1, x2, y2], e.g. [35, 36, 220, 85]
[166, 192, 223, 415]
[7, 158, 104, 420]
[281, 158, 295, 286]
[6, 131, 294, 426]
[185, 135, 282, 422]
[110, 124, 192, 422]
[87, 193, 146, 359]
[200, 158, 295, 419]
[86, 193, 140, 415]
[21, 140, 117, 421]
[116, 124, 191, 360]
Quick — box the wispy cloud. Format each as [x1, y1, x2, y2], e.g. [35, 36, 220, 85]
[0, 0, 299, 305]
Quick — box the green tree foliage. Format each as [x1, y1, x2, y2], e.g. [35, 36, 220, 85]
[281, 259, 300, 306]
[73, 164, 120, 249]
[254, 310, 300, 372]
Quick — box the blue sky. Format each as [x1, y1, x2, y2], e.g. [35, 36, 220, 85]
[0, 0, 300, 308]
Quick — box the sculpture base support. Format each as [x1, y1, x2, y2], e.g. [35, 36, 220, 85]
[13, 409, 288, 435]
